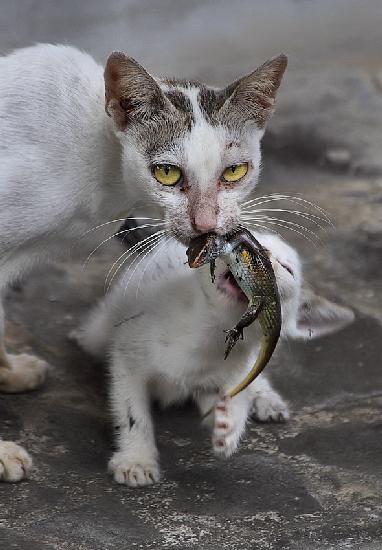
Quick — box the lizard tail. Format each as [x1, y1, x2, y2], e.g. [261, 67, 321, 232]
[227, 335, 278, 399]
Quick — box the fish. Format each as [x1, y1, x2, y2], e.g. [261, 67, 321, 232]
[187, 227, 281, 399]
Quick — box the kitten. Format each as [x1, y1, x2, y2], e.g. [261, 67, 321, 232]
[0, 43, 289, 481]
[74, 232, 354, 487]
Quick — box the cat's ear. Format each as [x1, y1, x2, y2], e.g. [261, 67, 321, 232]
[104, 52, 170, 130]
[293, 287, 355, 340]
[220, 54, 287, 127]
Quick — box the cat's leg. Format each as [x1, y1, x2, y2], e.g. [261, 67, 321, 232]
[196, 374, 289, 457]
[0, 440, 33, 482]
[196, 390, 252, 458]
[249, 375, 290, 423]
[108, 350, 160, 487]
[0, 299, 49, 394]
[0, 300, 36, 481]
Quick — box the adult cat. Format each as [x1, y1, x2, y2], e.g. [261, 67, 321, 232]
[0, 43, 287, 481]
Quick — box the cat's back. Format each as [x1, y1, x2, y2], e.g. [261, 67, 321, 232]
[0, 44, 105, 148]
[0, 44, 117, 243]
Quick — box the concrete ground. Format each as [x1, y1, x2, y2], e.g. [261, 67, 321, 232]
[1, 1, 382, 549]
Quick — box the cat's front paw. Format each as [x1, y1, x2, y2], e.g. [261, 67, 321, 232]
[212, 397, 243, 458]
[0, 354, 49, 393]
[108, 450, 160, 487]
[0, 441, 32, 482]
[252, 390, 290, 423]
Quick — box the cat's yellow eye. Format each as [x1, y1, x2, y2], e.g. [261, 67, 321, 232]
[222, 163, 248, 183]
[153, 164, 182, 186]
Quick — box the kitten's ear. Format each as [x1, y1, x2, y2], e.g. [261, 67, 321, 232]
[104, 52, 169, 130]
[220, 54, 287, 127]
[293, 287, 355, 340]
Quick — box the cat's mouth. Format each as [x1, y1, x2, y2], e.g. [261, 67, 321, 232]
[216, 269, 248, 303]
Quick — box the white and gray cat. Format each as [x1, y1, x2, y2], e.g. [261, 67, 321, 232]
[74, 232, 353, 487]
[0, 43, 349, 483]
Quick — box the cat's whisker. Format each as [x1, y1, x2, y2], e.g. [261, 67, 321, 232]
[242, 218, 321, 247]
[241, 193, 332, 224]
[105, 229, 168, 292]
[242, 214, 321, 237]
[79, 216, 167, 239]
[238, 222, 281, 237]
[240, 208, 330, 231]
[106, 234, 164, 295]
[104, 229, 168, 291]
[82, 222, 167, 269]
[135, 235, 174, 299]
[242, 198, 332, 225]
[121, 232, 170, 298]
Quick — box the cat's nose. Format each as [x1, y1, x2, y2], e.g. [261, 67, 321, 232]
[191, 209, 217, 233]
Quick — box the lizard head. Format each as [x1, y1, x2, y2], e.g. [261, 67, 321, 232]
[186, 232, 226, 268]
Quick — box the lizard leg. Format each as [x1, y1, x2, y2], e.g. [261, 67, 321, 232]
[210, 259, 216, 283]
[224, 300, 264, 359]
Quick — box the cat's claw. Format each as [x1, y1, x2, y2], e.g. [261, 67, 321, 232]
[0, 441, 32, 482]
[212, 397, 242, 458]
[108, 451, 160, 487]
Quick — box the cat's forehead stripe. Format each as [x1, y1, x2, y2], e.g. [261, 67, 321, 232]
[164, 89, 194, 121]
[161, 81, 222, 128]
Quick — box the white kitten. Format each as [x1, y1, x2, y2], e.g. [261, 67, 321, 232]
[75, 232, 354, 487]
[0, 44, 288, 480]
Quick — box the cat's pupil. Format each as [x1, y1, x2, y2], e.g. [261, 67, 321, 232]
[231, 166, 236, 173]
[164, 166, 170, 175]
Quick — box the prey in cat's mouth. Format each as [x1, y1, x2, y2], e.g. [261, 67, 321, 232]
[217, 269, 248, 303]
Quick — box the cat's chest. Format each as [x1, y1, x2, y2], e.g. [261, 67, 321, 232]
[151, 303, 255, 386]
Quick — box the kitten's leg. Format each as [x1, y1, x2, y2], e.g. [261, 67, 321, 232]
[196, 390, 252, 458]
[250, 375, 290, 423]
[0, 300, 49, 393]
[108, 350, 160, 487]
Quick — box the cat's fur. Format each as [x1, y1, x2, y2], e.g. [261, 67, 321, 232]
[2, 41, 352, 487]
[74, 232, 354, 487]
[0, 43, 291, 481]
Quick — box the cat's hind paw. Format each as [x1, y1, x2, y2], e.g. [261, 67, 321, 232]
[252, 390, 290, 423]
[212, 397, 242, 458]
[0, 441, 32, 482]
[108, 450, 160, 487]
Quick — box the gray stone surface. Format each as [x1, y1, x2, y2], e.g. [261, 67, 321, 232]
[1, 1, 382, 549]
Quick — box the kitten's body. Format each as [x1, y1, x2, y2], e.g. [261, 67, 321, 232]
[76, 233, 353, 487]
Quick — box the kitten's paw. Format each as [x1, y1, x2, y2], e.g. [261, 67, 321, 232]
[252, 390, 290, 423]
[212, 397, 242, 458]
[108, 451, 160, 487]
[0, 354, 49, 393]
[0, 441, 32, 482]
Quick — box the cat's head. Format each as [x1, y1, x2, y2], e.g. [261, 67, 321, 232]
[104, 52, 287, 243]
